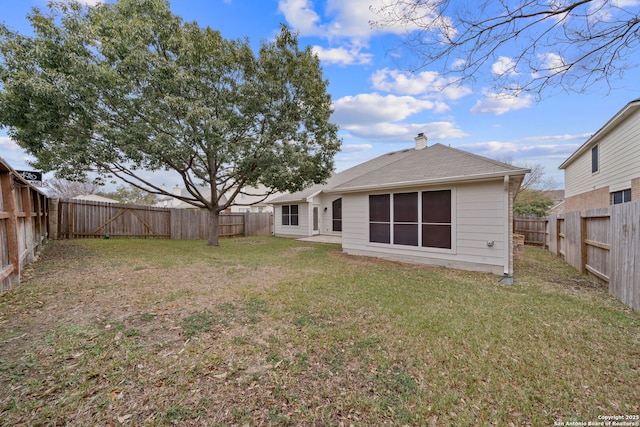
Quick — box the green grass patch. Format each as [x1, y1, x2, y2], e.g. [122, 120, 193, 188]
[182, 310, 217, 338]
[0, 238, 638, 426]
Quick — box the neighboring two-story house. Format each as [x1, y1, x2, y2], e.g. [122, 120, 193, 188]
[559, 98, 640, 212]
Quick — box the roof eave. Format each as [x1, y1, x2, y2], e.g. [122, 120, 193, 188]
[326, 170, 530, 194]
[305, 189, 323, 202]
[269, 196, 308, 205]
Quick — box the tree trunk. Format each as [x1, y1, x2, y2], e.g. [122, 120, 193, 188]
[207, 208, 220, 246]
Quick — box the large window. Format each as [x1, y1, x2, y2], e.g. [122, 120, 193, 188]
[591, 145, 599, 173]
[369, 194, 390, 243]
[369, 190, 452, 249]
[612, 189, 631, 205]
[394, 192, 418, 246]
[422, 190, 452, 249]
[282, 205, 299, 226]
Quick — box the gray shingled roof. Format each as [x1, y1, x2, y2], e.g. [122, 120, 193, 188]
[332, 144, 528, 192]
[269, 147, 415, 203]
[270, 143, 528, 203]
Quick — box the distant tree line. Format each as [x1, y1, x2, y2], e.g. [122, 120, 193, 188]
[44, 178, 158, 205]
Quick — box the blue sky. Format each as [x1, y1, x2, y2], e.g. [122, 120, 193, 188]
[1, 0, 640, 189]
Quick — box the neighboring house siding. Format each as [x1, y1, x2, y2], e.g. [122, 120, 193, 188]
[633, 177, 640, 201]
[274, 203, 310, 237]
[563, 107, 640, 211]
[341, 180, 509, 275]
[564, 186, 611, 213]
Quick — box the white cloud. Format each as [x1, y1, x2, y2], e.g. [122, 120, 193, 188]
[470, 91, 533, 115]
[341, 121, 467, 142]
[520, 143, 582, 154]
[341, 143, 373, 153]
[279, 0, 372, 39]
[532, 52, 568, 77]
[459, 140, 582, 159]
[278, 0, 444, 41]
[332, 92, 441, 125]
[0, 135, 20, 151]
[491, 56, 518, 77]
[613, 0, 640, 5]
[312, 46, 372, 65]
[278, 0, 323, 36]
[60, 0, 103, 5]
[0, 135, 34, 169]
[371, 68, 472, 100]
[450, 58, 466, 70]
[461, 141, 521, 154]
[520, 133, 592, 143]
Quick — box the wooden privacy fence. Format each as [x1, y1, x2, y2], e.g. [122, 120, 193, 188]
[531, 202, 640, 312]
[514, 216, 547, 245]
[0, 157, 49, 292]
[56, 199, 273, 240]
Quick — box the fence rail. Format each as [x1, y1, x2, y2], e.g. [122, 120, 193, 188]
[57, 199, 273, 240]
[516, 202, 640, 312]
[0, 157, 49, 292]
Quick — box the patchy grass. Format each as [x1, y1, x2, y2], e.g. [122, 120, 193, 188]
[1, 238, 638, 426]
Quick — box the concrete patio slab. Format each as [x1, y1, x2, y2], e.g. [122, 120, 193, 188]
[297, 235, 342, 244]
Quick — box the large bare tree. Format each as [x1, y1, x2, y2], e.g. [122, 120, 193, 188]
[44, 178, 101, 200]
[372, 0, 640, 96]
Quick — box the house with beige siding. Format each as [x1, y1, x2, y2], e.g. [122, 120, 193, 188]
[559, 98, 640, 212]
[270, 134, 529, 276]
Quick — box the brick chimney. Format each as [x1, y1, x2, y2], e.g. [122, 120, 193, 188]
[414, 132, 428, 150]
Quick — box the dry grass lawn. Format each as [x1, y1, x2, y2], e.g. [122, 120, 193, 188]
[0, 237, 638, 426]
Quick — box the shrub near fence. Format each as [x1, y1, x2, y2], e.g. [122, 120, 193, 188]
[524, 202, 640, 312]
[0, 157, 49, 292]
[56, 199, 273, 240]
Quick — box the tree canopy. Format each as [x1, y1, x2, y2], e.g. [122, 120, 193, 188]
[0, 0, 340, 245]
[514, 189, 555, 217]
[372, 0, 640, 96]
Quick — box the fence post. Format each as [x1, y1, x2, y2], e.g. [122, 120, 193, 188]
[556, 216, 561, 255]
[0, 172, 20, 288]
[580, 215, 588, 274]
[49, 198, 59, 240]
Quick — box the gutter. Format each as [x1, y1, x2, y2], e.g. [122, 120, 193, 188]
[503, 175, 510, 277]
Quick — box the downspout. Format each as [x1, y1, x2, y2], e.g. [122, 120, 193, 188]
[503, 175, 511, 276]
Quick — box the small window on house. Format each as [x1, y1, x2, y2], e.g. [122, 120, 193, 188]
[332, 198, 342, 232]
[282, 205, 299, 226]
[369, 194, 390, 243]
[612, 189, 631, 205]
[591, 145, 599, 173]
